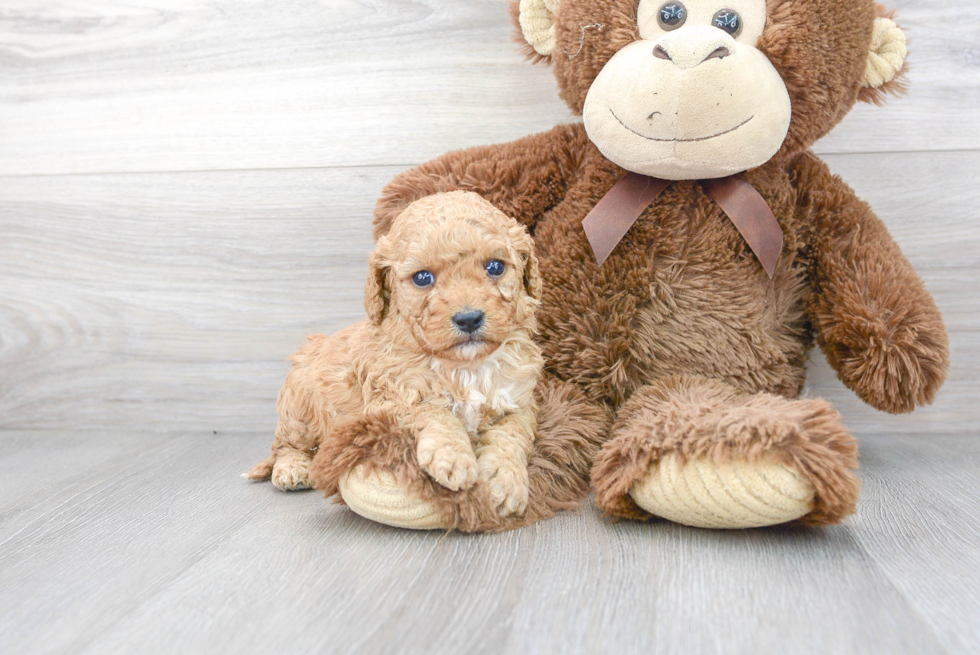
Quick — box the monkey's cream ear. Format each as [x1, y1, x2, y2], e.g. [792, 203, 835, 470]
[862, 17, 907, 90]
[517, 0, 560, 58]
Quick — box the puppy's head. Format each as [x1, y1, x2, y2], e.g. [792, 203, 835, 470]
[365, 191, 540, 364]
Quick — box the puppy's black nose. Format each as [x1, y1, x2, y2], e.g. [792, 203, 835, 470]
[453, 310, 485, 334]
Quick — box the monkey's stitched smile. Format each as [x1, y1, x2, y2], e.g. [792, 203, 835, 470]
[610, 108, 754, 142]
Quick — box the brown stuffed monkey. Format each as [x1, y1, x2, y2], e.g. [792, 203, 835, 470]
[312, 0, 948, 530]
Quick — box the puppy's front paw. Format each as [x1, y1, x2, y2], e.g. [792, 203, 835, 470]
[478, 452, 529, 517]
[417, 438, 478, 491]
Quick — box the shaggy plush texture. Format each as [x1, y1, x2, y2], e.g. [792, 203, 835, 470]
[793, 153, 949, 413]
[367, 0, 947, 528]
[309, 376, 610, 532]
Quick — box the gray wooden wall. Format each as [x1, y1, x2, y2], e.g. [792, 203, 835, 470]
[1, 0, 978, 435]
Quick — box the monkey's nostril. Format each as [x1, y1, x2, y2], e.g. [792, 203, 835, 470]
[704, 46, 731, 62]
[453, 310, 485, 334]
[652, 45, 672, 61]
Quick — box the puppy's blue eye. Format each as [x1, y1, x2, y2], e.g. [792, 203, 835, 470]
[412, 270, 434, 287]
[485, 260, 506, 278]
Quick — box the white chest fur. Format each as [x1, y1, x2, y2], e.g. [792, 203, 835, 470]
[433, 355, 522, 435]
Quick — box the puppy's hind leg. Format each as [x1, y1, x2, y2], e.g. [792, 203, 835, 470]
[268, 402, 322, 491]
[270, 449, 314, 491]
[244, 454, 276, 480]
[246, 372, 323, 491]
[244, 439, 316, 491]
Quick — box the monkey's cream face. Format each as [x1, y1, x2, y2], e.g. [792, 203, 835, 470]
[582, 0, 791, 180]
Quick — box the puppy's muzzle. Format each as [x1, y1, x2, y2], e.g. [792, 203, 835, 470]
[452, 309, 485, 334]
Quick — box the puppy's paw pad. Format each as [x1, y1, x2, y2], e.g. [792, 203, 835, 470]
[479, 459, 529, 517]
[419, 444, 478, 491]
[271, 458, 312, 491]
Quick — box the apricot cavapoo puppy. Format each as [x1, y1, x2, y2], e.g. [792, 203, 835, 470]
[246, 191, 543, 517]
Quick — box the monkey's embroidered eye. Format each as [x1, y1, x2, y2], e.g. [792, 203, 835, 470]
[485, 260, 506, 278]
[658, 2, 687, 30]
[712, 9, 742, 37]
[411, 270, 435, 287]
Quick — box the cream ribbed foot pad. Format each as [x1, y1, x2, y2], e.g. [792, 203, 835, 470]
[629, 453, 815, 529]
[338, 466, 448, 530]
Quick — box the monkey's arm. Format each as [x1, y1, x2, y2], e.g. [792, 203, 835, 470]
[792, 153, 949, 413]
[373, 123, 588, 238]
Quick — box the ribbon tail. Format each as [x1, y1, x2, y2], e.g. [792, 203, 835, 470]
[703, 176, 784, 279]
[582, 173, 669, 266]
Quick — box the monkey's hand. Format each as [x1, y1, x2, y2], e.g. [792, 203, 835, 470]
[795, 153, 949, 414]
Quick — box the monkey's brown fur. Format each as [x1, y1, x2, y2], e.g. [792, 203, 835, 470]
[360, 0, 948, 528]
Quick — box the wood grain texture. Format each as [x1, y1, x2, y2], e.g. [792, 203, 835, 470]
[0, 430, 977, 655]
[0, 0, 978, 177]
[1, 2, 978, 653]
[2, 152, 977, 432]
[0, 166, 383, 430]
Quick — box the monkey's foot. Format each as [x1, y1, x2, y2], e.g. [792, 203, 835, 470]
[339, 465, 448, 530]
[591, 376, 860, 528]
[629, 453, 814, 528]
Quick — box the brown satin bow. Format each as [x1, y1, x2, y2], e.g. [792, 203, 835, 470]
[581, 172, 784, 278]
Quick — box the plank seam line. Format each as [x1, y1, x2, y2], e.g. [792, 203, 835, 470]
[0, 162, 418, 179]
[0, 147, 978, 179]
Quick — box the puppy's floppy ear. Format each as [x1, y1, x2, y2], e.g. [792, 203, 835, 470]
[364, 247, 390, 325]
[514, 229, 542, 301]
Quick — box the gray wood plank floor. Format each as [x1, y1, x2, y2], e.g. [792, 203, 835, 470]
[2, 0, 979, 653]
[1, 430, 977, 655]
